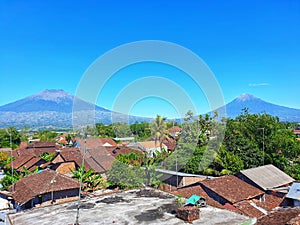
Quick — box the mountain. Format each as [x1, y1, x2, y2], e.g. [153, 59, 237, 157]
[0, 90, 299, 129]
[216, 94, 300, 122]
[0, 89, 110, 113]
[0, 89, 148, 129]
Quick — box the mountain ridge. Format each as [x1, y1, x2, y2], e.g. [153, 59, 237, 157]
[216, 93, 300, 122]
[0, 89, 299, 129]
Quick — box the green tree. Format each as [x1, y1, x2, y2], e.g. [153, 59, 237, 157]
[40, 152, 55, 162]
[37, 130, 57, 142]
[116, 151, 143, 166]
[71, 166, 104, 191]
[113, 122, 132, 138]
[130, 121, 151, 141]
[107, 160, 144, 189]
[214, 145, 244, 174]
[150, 115, 169, 151]
[95, 123, 115, 137]
[0, 127, 21, 149]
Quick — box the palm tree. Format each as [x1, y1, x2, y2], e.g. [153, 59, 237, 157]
[150, 115, 168, 152]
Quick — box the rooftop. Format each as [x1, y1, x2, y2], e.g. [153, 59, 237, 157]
[8, 188, 250, 225]
[201, 175, 264, 204]
[11, 169, 79, 205]
[286, 182, 300, 200]
[239, 164, 295, 191]
[256, 208, 300, 225]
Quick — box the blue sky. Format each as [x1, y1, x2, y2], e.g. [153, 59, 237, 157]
[1, 0, 299, 118]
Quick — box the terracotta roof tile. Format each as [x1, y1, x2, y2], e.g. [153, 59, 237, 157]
[54, 150, 93, 171]
[201, 175, 264, 204]
[256, 208, 300, 225]
[28, 142, 56, 148]
[255, 193, 284, 211]
[162, 138, 177, 151]
[172, 183, 224, 209]
[19, 157, 46, 172]
[99, 138, 117, 147]
[6, 155, 35, 170]
[234, 201, 266, 218]
[169, 126, 181, 133]
[85, 148, 115, 172]
[11, 169, 79, 205]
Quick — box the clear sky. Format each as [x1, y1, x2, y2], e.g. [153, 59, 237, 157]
[1, 0, 299, 118]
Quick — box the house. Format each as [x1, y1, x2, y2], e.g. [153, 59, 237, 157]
[293, 129, 300, 141]
[51, 145, 115, 174]
[98, 138, 117, 147]
[162, 138, 177, 151]
[236, 164, 295, 192]
[11, 169, 79, 210]
[51, 148, 93, 174]
[127, 141, 167, 156]
[174, 175, 273, 218]
[6, 155, 46, 172]
[172, 182, 224, 208]
[169, 126, 181, 138]
[286, 182, 300, 207]
[156, 168, 209, 188]
[12, 141, 59, 158]
[84, 148, 115, 173]
[200, 175, 265, 205]
[256, 208, 300, 225]
[106, 146, 143, 158]
[76, 138, 114, 149]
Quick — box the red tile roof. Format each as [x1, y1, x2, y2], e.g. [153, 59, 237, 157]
[293, 130, 300, 135]
[12, 141, 59, 158]
[85, 147, 115, 172]
[53, 150, 93, 171]
[77, 138, 117, 149]
[234, 201, 266, 218]
[172, 183, 224, 209]
[201, 175, 264, 204]
[256, 208, 300, 225]
[99, 138, 117, 147]
[19, 157, 46, 172]
[11, 169, 79, 205]
[28, 142, 56, 148]
[162, 138, 177, 151]
[6, 155, 36, 170]
[169, 126, 181, 133]
[255, 193, 284, 211]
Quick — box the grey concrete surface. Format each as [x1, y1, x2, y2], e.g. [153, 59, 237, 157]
[7, 189, 250, 225]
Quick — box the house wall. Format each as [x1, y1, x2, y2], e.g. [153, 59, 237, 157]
[52, 154, 64, 164]
[161, 175, 183, 188]
[56, 162, 76, 174]
[21, 188, 79, 210]
[40, 188, 79, 203]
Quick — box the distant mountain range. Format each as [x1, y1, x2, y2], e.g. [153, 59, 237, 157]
[0, 90, 299, 129]
[0, 89, 147, 129]
[217, 94, 300, 122]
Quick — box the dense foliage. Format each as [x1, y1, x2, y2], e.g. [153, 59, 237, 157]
[0, 127, 21, 149]
[180, 109, 300, 178]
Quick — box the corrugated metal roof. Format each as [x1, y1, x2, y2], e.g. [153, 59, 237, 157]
[155, 168, 213, 178]
[286, 182, 300, 200]
[239, 164, 294, 190]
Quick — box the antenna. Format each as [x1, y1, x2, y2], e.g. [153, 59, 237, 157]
[75, 130, 87, 225]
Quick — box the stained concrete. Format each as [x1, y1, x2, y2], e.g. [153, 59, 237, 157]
[7, 188, 250, 225]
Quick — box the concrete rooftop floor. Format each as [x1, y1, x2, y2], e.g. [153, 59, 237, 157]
[7, 189, 251, 225]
